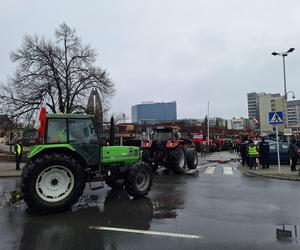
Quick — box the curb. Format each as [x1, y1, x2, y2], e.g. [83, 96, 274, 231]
[238, 166, 300, 181]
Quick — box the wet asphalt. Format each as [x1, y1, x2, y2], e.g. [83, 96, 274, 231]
[1, 152, 300, 250]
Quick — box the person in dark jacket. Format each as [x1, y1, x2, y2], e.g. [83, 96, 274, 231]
[240, 141, 248, 166]
[14, 140, 23, 170]
[288, 138, 300, 171]
[259, 137, 270, 169]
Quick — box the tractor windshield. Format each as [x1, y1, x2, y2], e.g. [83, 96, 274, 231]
[68, 119, 96, 143]
[46, 119, 67, 143]
[152, 131, 173, 141]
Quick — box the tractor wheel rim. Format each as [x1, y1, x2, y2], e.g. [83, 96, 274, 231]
[35, 165, 74, 202]
[136, 170, 150, 191]
[178, 149, 185, 168]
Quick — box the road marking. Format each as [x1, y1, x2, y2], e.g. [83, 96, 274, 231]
[204, 166, 215, 174]
[89, 226, 202, 239]
[223, 166, 233, 175]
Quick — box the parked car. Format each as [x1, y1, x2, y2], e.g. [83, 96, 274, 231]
[264, 140, 290, 164]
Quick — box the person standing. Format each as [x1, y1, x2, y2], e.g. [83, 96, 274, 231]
[288, 138, 300, 172]
[240, 141, 248, 166]
[14, 140, 23, 170]
[259, 137, 270, 169]
[247, 139, 258, 170]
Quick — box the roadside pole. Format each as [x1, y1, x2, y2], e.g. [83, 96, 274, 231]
[275, 125, 281, 174]
[269, 111, 284, 174]
[207, 101, 210, 146]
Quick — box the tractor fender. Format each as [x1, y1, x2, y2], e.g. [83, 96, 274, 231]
[166, 140, 181, 148]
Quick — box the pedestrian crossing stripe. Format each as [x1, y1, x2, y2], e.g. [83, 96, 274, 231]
[270, 112, 283, 123]
[204, 166, 234, 175]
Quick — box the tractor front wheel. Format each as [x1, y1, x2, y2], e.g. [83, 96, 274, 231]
[125, 162, 153, 198]
[21, 153, 85, 213]
[168, 147, 186, 174]
[186, 149, 198, 169]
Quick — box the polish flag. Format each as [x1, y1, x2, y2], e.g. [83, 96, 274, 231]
[252, 116, 259, 124]
[34, 99, 47, 137]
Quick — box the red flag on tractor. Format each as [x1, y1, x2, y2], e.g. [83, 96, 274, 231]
[34, 99, 47, 137]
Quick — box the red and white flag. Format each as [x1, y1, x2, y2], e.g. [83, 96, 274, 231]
[252, 116, 259, 124]
[34, 98, 47, 137]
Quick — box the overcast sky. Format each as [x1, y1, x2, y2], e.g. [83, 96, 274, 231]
[1, 0, 300, 120]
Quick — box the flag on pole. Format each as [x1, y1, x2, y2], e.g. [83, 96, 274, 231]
[252, 116, 259, 124]
[34, 98, 47, 137]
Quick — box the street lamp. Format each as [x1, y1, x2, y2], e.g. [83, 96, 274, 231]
[271, 48, 295, 128]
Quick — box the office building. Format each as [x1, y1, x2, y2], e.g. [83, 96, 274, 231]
[287, 100, 300, 130]
[227, 118, 249, 130]
[131, 101, 177, 124]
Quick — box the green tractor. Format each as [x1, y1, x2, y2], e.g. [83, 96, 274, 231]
[21, 114, 153, 213]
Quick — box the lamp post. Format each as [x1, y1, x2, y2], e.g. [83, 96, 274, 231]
[271, 48, 295, 128]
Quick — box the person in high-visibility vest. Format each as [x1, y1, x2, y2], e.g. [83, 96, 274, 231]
[247, 139, 258, 170]
[14, 140, 23, 170]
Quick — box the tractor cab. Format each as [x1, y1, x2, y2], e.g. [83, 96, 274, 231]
[151, 126, 182, 142]
[44, 114, 99, 166]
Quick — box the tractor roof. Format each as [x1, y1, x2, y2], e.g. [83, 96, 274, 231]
[46, 113, 94, 119]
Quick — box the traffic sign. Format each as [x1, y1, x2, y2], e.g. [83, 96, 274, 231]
[269, 112, 284, 125]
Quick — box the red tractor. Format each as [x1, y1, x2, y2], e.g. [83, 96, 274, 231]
[142, 126, 198, 174]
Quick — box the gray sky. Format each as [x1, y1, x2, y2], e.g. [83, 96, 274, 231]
[1, 0, 300, 120]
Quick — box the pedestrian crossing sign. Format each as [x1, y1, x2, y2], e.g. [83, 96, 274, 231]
[269, 111, 284, 124]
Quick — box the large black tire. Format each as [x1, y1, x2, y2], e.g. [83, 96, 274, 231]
[168, 147, 186, 174]
[21, 153, 85, 213]
[141, 149, 158, 172]
[125, 162, 153, 198]
[106, 179, 125, 189]
[186, 149, 198, 169]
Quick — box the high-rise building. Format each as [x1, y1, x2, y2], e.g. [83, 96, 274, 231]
[131, 101, 177, 124]
[287, 100, 300, 130]
[247, 92, 262, 121]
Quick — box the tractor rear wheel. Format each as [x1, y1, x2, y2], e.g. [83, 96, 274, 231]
[186, 149, 198, 169]
[168, 147, 186, 174]
[21, 153, 85, 213]
[125, 162, 153, 198]
[106, 179, 125, 189]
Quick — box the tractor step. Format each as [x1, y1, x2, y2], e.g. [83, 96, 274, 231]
[88, 181, 104, 191]
[85, 167, 105, 191]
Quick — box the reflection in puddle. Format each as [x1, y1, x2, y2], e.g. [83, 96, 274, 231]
[276, 224, 298, 243]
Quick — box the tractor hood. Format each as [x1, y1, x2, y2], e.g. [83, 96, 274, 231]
[101, 146, 140, 165]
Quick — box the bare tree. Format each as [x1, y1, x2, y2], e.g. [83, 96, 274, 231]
[0, 23, 114, 118]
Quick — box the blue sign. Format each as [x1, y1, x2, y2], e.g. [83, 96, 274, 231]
[269, 112, 284, 125]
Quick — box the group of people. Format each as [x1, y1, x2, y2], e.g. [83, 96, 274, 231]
[240, 138, 270, 170]
[239, 137, 300, 171]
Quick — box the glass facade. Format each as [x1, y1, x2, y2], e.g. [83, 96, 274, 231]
[131, 101, 177, 124]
